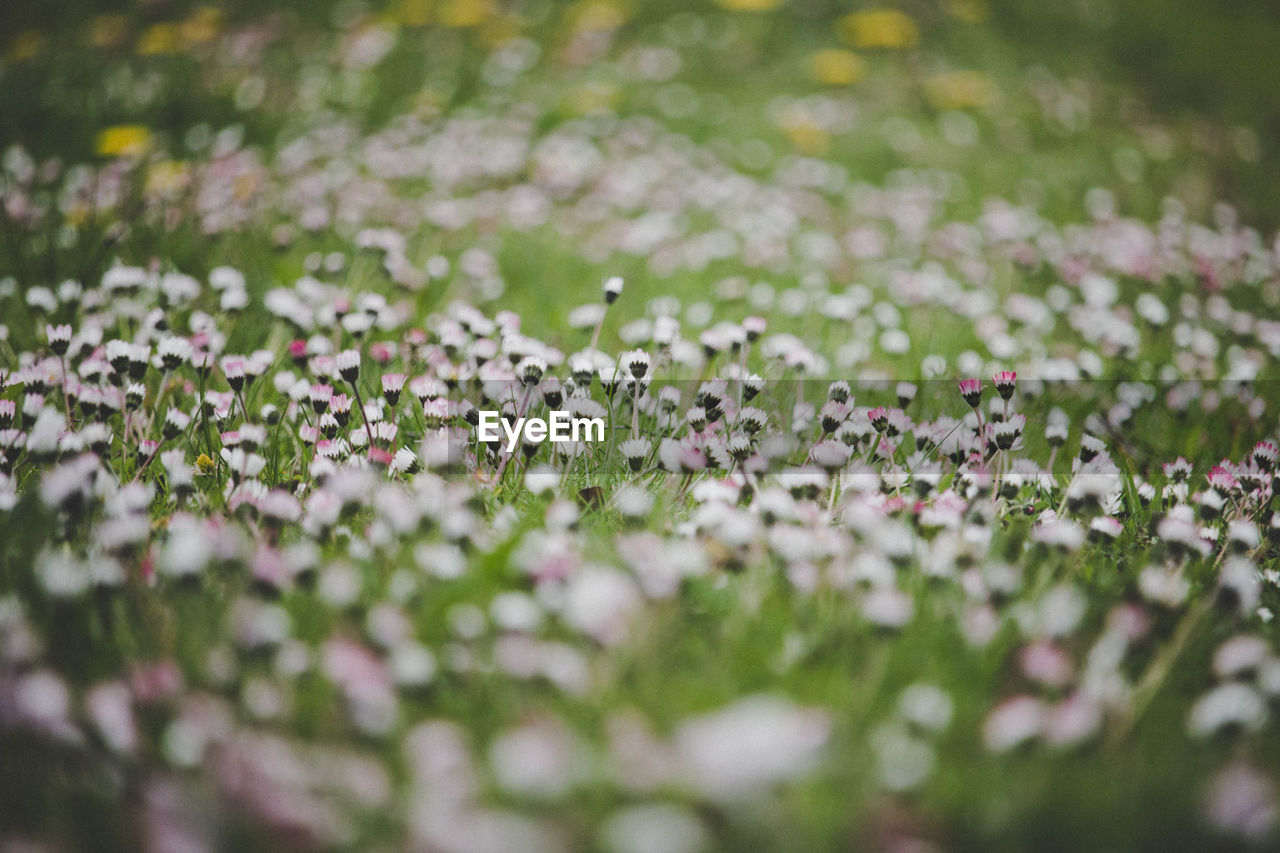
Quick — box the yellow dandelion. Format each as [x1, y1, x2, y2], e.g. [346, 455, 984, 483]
[413, 87, 449, 118]
[64, 201, 92, 227]
[568, 82, 620, 115]
[942, 0, 990, 23]
[145, 161, 192, 197]
[924, 70, 995, 110]
[807, 49, 866, 86]
[478, 15, 523, 47]
[195, 454, 216, 475]
[233, 174, 260, 202]
[780, 116, 830, 155]
[836, 9, 919, 50]
[137, 22, 180, 55]
[95, 125, 152, 158]
[180, 7, 223, 47]
[89, 15, 128, 48]
[438, 0, 493, 28]
[10, 31, 45, 62]
[567, 0, 631, 33]
[713, 0, 786, 11]
[391, 0, 433, 27]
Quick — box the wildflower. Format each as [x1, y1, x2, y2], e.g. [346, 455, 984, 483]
[104, 340, 128, 377]
[221, 448, 266, 481]
[811, 440, 852, 473]
[1044, 417, 1064, 445]
[1188, 683, 1268, 738]
[1078, 434, 1106, 463]
[727, 434, 753, 462]
[674, 696, 830, 800]
[517, 356, 546, 386]
[686, 407, 708, 432]
[562, 566, 641, 646]
[342, 311, 374, 337]
[958, 378, 982, 408]
[336, 349, 361, 384]
[993, 414, 1025, 451]
[222, 357, 246, 392]
[1252, 441, 1278, 472]
[372, 421, 398, 448]
[603, 276, 624, 304]
[737, 407, 767, 434]
[288, 339, 308, 369]
[95, 124, 151, 158]
[925, 71, 996, 110]
[896, 382, 917, 407]
[1197, 488, 1225, 521]
[382, 373, 406, 406]
[422, 398, 451, 430]
[992, 370, 1016, 400]
[983, 696, 1044, 753]
[1207, 464, 1239, 493]
[308, 384, 333, 414]
[386, 446, 420, 476]
[807, 48, 866, 86]
[864, 586, 914, 629]
[1213, 636, 1270, 680]
[1227, 520, 1261, 553]
[158, 336, 192, 370]
[540, 378, 564, 410]
[658, 438, 705, 474]
[1204, 763, 1278, 840]
[620, 438, 650, 472]
[1164, 457, 1193, 482]
[1088, 516, 1123, 542]
[868, 406, 889, 432]
[838, 9, 919, 50]
[163, 409, 191, 440]
[623, 349, 650, 380]
[782, 466, 827, 501]
[368, 446, 395, 469]
[322, 394, 350, 429]
[820, 401, 849, 433]
[46, 324, 71, 356]
[1219, 557, 1262, 616]
[696, 381, 726, 420]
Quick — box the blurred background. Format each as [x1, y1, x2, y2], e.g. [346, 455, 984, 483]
[2, 0, 1279, 227]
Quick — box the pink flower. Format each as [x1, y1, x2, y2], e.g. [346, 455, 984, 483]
[1163, 457, 1192, 481]
[1207, 464, 1239, 493]
[1252, 441, 1278, 471]
[868, 406, 889, 432]
[381, 373, 406, 405]
[992, 370, 1016, 400]
[958, 378, 983, 407]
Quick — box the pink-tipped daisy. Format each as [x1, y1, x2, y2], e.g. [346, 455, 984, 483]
[381, 373, 406, 406]
[992, 370, 1017, 401]
[958, 378, 983, 408]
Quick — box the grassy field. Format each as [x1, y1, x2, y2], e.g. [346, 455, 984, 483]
[2, 1, 1280, 851]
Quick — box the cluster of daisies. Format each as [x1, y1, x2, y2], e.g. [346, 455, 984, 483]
[3, 5, 1280, 850]
[0, 250, 1278, 848]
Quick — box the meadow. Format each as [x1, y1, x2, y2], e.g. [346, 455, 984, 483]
[2, 1, 1280, 850]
